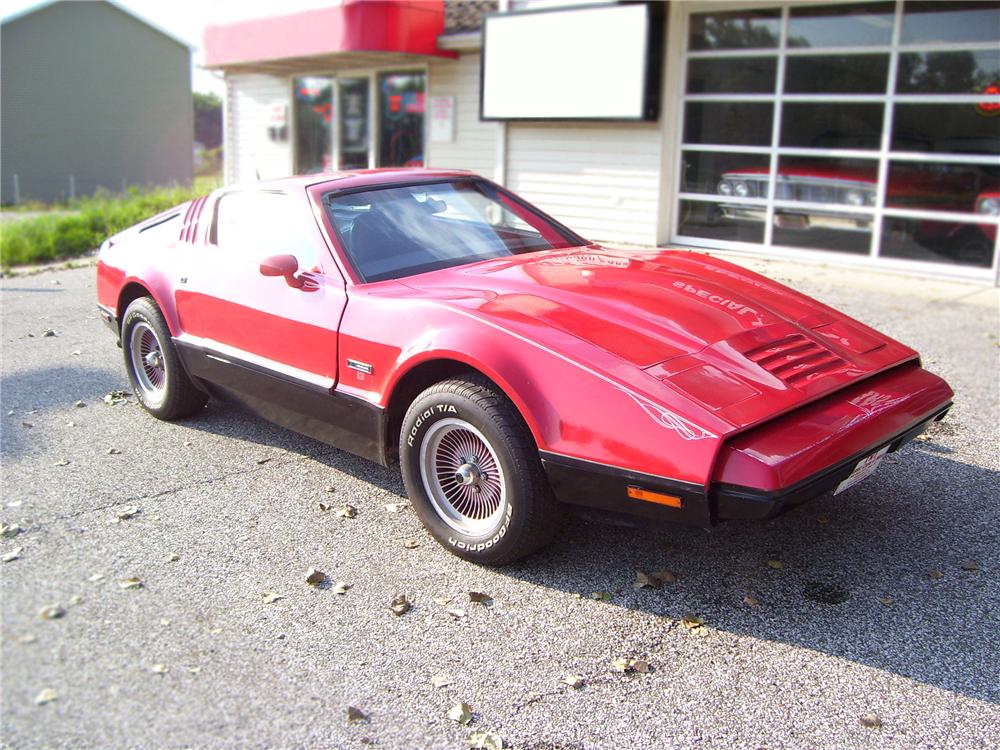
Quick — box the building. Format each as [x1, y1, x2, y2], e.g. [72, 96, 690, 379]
[204, 0, 1000, 284]
[1, 0, 193, 204]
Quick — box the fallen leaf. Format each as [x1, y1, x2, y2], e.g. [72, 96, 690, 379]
[878, 596, 894, 606]
[743, 594, 761, 607]
[0, 523, 22, 539]
[767, 559, 784, 570]
[317, 501, 332, 512]
[928, 569, 944, 580]
[590, 591, 612, 602]
[115, 506, 139, 521]
[39, 605, 66, 620]
[346, 706, 368, 724]
[562, 674, 585, 688]
[53, 460, 70, 467]
[402, 539, 420, 549]
[68, 595, 83, 606]
[21, 422, 33, 429]
[150, 663, 168, 674]
[119, 577, 144, 590]
[652, 570, 678, 584]
[385, 502, 408, 513]
[447, 608, 467, 619]
[167, 553, 180, 562]
[817, 515, 831, 525]
[87, 573, 105, 582]
[433, 596, 452, 606]
[335, 505, 357, 519]
[41, 328, 56, 337]
[187, 666, 201, 674]
[74, 400, 86, 408]
[960, 560, 980, 572]
[468, 591, 493, 606]
[467, 730, 504, 749]
[103, 390, 128, 405]
[331, 581, 350, 595]
[107, 448, 121, 455]
[305, 568, 327, 587]
[860, 713, 882, 729]
[209, 627, 222, 634]
[183, 440, 192, 447]
[324, 486, 336, 493]
[159, 618, 170, 626]
[431, 675, 452, 688]
[681, 613, 705, 630]
[633, 571, 660, 590]
[262, 592, 284, 604]
[256, 457, 271, 465]
[611, 657, 649, 673]
[17, 634, 37, 644]
[2, 546, 23, 563]
[390, 594, 412, 616]
[70, 350, 81, 356]
[448, 702, 473, 725]
[34, 688, 57, 705]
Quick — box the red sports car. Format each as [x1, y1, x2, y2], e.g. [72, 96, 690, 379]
[97, 169, 953, 564]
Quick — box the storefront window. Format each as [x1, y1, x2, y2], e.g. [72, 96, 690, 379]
[787, 2, 895, 48]
[676, 3, 1000, 275]
[338, 78, 369, 170]
[293, 76, 333, 174]
[377, 72, 426, 168]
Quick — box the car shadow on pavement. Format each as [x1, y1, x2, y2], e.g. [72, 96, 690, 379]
[500, 445, 999, 705]
[80, 390, 998, 705]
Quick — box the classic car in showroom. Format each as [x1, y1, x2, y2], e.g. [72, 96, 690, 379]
[97, 169, 954, 564]
[715, 163, 999, 265]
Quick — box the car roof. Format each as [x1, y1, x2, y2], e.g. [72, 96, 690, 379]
[224, 168, 477, 194]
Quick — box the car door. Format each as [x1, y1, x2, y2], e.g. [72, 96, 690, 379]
[173, 189, 377, 454]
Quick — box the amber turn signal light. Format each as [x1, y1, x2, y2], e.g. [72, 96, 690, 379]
[627, 486, 683, 508]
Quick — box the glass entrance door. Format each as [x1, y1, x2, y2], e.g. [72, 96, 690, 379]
[293, 76, 334, 174]
[377, 71, 426, 167]
[338, 78, 370, 170]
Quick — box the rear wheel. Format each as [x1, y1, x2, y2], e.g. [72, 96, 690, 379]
[121, 297, 207, 420]
[399, 375, 560, 565]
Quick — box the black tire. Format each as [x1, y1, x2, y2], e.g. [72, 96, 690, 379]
[120, 297, 207, 420]
[399, 375, 560, 565]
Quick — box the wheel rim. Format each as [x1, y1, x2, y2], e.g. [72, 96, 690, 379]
[128, 321, 167, 405]
[418, 418, 507, 536]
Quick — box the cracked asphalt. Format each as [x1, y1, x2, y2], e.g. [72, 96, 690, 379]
[1, 256, 998, 749]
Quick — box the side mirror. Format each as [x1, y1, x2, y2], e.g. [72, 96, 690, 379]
[259, 254, 303, 288]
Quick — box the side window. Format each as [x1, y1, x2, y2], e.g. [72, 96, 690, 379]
[214, 192, 321, 272]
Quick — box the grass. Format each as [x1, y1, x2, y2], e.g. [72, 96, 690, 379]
[0, 177, 221, 268]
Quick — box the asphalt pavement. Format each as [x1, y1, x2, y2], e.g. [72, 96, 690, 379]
[1, 256, 998, 749]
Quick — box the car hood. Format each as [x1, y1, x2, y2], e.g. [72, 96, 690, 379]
[404, 246, 917, 427]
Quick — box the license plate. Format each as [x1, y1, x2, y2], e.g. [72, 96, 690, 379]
[834, 446, 889, 495]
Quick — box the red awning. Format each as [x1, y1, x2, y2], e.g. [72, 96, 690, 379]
[203, 0, 455, 69]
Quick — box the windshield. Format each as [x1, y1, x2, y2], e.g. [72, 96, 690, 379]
[323, 178, 583, 282]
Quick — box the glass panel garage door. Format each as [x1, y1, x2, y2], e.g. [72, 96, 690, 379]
[674, 1, 1000, 278]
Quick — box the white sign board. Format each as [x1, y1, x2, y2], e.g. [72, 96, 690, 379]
[430, 96, 456, 142]
[481, 4, 652, 120]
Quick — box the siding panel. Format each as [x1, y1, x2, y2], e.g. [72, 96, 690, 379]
[427, 53, 499, 180]
[507, 122, 660, 246]
[227, 74, 291, 184]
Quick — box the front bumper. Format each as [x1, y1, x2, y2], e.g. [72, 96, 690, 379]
[541, 363, 953, 528]
[713, 401, 950, 521]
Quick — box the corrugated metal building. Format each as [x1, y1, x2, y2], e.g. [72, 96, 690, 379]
[204, 0, 1000, 284]
[1, 0, 193, 204]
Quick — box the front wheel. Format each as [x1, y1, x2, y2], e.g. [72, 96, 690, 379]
[121, 297, 207, 420]
[399, 375, 560, 565]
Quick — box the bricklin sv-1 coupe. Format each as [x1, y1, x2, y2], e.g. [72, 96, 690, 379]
[97, 169, 953, 564]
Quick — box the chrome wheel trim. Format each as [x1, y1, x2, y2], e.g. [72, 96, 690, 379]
[128, 321, 167, 406]
[418, 418, 507, 536]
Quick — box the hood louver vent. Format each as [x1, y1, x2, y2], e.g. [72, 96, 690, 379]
[743, 333, 846, 386]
